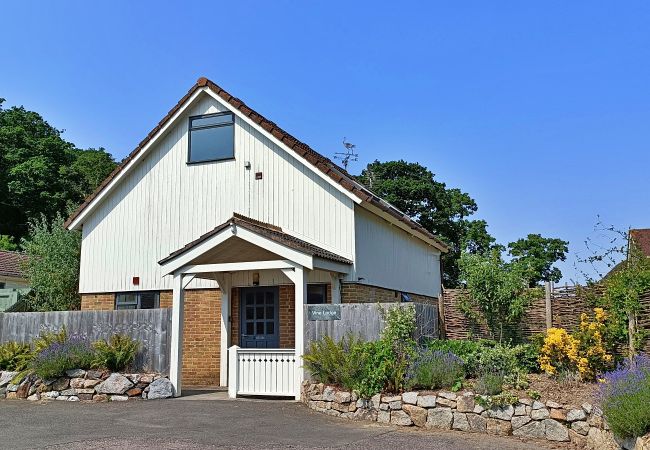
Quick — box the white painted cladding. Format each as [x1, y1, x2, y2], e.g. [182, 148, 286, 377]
[353, 206, 441, 297]
[79, 92, 355, 293]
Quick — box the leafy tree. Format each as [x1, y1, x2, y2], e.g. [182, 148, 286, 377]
[20, 213, 81, 311]
[0, 235, 18, 251]
[507, 234, 569, 286]
[0, 99, 116, 241]
[458, 252, 530, 343]
[357, 160, 497, 286]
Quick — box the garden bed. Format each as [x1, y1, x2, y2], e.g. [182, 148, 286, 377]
[0, 369, 173, 402]
[301, 382, 611, 448]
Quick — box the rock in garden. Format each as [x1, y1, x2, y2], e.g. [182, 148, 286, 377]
[93, 394, 109, 402]
[486, 419, 512, 436]
[70, 378, 85, 389]
[322, 386, 336, 401]
[86, 370, 104, 380]
[96, 373, 133, 395]
[582, 403, 593, 414]
[390, 410, 413, 426]
[532, 400, 545, 410]
[635, 433, 650, 450]
[416, 395, 436, 408]
[587, 428, 618, 450]
[571, 421, 590, 436]
[56, 396, 69, 401]
[127, 387, 142, 397]
[59, 389, 76, 396]
[426, 407, 453, 430]
[485, 405, 514, 421]
[438, 391, 457, 400]
[513, 404, 527, 416]
[513, 420, 545, 439]
[16, 382, 30, 399]
[356, 399, 370, 409]
[388, 400, 402, 410]
[473, 403, 485, 414]
[377, 410, 390, 424]
[43, 391, 59, 399]
[403, 404, 427, 427]
[65, 369, 86, 378]
[566, 408, 586, 422]
[550, 408, 567, 421]
[52, 378, 70, 391]
[110, 395, 129, 401]
[6, 383, 18, 392]
[456, 393, 475, 412]
[452, 412, 470, 431]
[401, 391, 418, 405]
[467, 414, 487, 432]
[27, 393, 40, 401]
[518, 398, 532, 406]
[334, 391, 351, 404]
[436, 397, 456, 408]
[511, 415, 531, 430]
[147, 377, 173, 399]
[543, 419, 570, 441]
[67, 396, 80, 402]
[83, 379, 101, 389]
[370, 394, 381, 409]
[546, 400, 561, 409]
[0, 372, 17, 387]
[382, 394, 401, 403]
[531, 408, 550, 420]
[139, 374, 154, 384]
[353, 408, 377, 422]
[332, 402, 349, 413]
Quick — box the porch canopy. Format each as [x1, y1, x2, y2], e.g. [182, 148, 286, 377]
[158, 214, 352, 398]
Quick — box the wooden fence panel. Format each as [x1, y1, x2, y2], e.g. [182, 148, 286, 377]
[0, 309, 171, 374]
[304, 302, 439, 345]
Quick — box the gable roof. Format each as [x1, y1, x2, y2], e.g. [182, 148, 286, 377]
[65, 77, 448, 252]
[0, 250, 28, 279]
[630, 229, 650, 257]
[158, 213, 352, 266]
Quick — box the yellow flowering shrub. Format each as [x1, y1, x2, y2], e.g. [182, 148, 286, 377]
[539, 308, 614, 381]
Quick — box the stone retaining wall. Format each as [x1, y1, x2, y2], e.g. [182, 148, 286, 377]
[302, 382, 618, 449]
[0, 369, 173, 402]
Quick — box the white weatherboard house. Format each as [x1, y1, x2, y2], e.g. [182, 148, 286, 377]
[66, 77, 448, 399]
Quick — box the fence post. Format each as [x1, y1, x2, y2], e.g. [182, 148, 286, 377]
[228, 345, 239, 398]
[545, 282, 553, 330]
[438, 293, 446, 339]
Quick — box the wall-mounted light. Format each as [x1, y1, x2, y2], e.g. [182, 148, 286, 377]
[244, 161, 251, 170]
[252, 272, 260, 286]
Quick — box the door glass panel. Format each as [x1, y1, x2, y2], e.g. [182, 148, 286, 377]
[265, 292, 274, 304]
[266, 321, 274, 335]
[246, 307, 254, 318]
[245, 295, 254, 306]
[266, 306, 274, 318]
[256, 306, 264, 319]
[256, 322, 264, 335]
[246, 322, 254, 334]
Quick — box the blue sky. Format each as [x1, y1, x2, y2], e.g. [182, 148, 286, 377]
[2, 1, 649, 282]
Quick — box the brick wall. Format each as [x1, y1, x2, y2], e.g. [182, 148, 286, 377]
[80, 293, 114, 310]
[340, 282, 437, 305]
[80, 289, 221, 387]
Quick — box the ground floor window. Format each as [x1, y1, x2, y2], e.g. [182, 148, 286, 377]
[115, 291, 160, 310]
[307, 284, 327, 304]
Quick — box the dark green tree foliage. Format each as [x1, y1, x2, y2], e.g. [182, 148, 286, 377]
[0, 99, 116, 240]
[356, 160, 497, 286]
[507, 234, 569, 286]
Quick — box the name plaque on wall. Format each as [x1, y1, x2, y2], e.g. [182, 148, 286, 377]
[307, 304, 341, 321]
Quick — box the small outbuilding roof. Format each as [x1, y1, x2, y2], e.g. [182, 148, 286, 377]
[0, 250, 28, 279]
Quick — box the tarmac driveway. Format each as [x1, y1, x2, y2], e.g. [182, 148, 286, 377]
[0, 394, 554, 449]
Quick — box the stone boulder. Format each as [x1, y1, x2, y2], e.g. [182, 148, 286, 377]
[147, 377, 173, 399]
[513, 420, 545, 439]
[426, 407, 453, 430]
[403, 404, 427, 427]
[0, 371, 18, 387]
[543, 419, 569, 442]
[96, 373, 133, 395]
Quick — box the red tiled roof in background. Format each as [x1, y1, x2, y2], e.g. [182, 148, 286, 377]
[65, 77, 448, 251]
[630, 229, 650, 257]
[0, 250, 28, 278]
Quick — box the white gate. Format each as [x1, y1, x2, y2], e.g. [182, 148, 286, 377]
[227, 346, 298, 398]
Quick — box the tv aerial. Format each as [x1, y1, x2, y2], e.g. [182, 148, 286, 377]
[334, 137, 358, 171]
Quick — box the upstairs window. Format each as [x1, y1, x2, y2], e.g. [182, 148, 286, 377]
[115, 291, 160, 310]
[188, 112, 235, 163]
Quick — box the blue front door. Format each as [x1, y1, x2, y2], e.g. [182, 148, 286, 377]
[240, 286, 280, 348]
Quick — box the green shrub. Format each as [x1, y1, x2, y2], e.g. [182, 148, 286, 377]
[406, 349, 464, 390]
[303, 334, 366, 388]
[510, 343, 541, 374]
[0, 342, 33, 371]
[33, 327, 67, 353]
[92, 334, 139, 372]
[379, 305, 417, 392]
[476, 391, 518, 409]
[477, 344, 519, 375]
[32, 335, 95, 379]
[353, 340, 394, 398]
[474, 372, 504, 395]
[426, 339, 495, 377]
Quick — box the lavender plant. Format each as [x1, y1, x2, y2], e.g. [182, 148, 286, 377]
[599, 355, 650, 439]
[32, 334, 95, 379]
[406, 349, 465, 390]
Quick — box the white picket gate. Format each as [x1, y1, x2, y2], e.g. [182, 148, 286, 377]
[227, 346, 298, 398]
